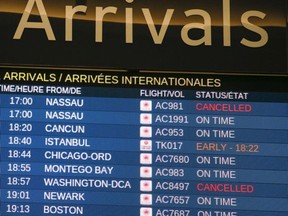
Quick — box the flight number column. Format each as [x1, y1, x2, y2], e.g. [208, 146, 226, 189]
[139, 89, 192, 216]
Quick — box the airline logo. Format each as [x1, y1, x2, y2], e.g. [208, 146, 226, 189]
[140, 100, 152, 112]
[140, 153, 152, 165]
[140, 126, 152, 138]
[140, 180, 152, 192]
[140, 140, 152, 151]
[140, 167, 152, 178]
[140, 113, 152, 124]
[140, 207, 152, 216]
[140, 194, 153, 205]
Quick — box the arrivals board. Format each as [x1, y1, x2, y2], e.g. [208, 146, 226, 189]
[0, 68, 287, 216]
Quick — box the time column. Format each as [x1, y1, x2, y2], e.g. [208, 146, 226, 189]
[1, 94, 35, 215]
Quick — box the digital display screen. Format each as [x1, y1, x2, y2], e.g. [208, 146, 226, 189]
[0, 68, 287, 216]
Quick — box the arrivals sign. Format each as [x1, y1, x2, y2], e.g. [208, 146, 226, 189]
[0, 0, 287, 73]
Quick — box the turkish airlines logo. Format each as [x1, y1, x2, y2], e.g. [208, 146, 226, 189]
[140, 140, 152, 151]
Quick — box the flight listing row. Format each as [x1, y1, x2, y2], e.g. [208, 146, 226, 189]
[1, 95, 287, 116]
[0, 190, 287, 212]
[1, 162, 287, 184]
[1, 148, 287, 170]
[1, 123, 287, 143]
[1, 203, 288, 216]
[1, 136, 287, 157]
[1, 175, 288, 197]
[1, 109, 288, 129]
